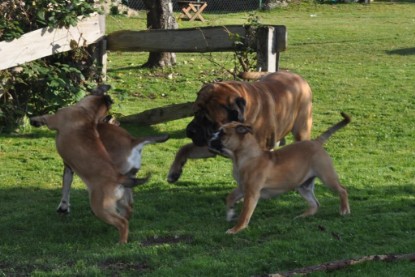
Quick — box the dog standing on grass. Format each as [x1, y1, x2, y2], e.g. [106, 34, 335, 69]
[208, 113, 351, 234]
[30, 91, 166, 243]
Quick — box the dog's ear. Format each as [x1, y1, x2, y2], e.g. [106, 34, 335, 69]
[103, 95, 113, 107]
[235, 124, 252, 135]
[228, 96, 246, 122]
[89, 84, 112, 95]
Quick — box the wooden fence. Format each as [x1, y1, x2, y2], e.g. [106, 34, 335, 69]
[0, 13, 105, 71]
[0, 14, 287, 124]
[106, 25, 286, 72]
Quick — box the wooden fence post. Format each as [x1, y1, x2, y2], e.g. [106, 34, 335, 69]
[256, 25, 287, 72]
[96, 38, 108, 80]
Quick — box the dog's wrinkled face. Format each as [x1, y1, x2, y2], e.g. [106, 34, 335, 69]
[186, 84, 246, 146]
[208, 122, 253, 156]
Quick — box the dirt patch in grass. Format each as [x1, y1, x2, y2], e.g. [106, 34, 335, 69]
[99, 261, 150, 274]
[140, 234, 194, 247]
[0, 261, 53, 276]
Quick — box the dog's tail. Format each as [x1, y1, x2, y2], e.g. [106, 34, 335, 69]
[121, 174, 151, 188]
[315, 112, 351, 145]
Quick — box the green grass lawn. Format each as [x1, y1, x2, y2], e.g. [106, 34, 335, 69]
[1, 2, 414, 276]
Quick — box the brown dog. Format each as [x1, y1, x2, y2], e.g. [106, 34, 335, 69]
[208, 113, 351, 234]
[30, 94, 153, 243]
[168, 71, 313, 183]
[57, 120, 169, 218]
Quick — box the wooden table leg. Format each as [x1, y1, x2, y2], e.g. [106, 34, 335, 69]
[189, 3, 207, 22]
[179, 6, 193, 20]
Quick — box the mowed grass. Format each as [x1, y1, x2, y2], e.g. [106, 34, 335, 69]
[1, 2, 415, 276]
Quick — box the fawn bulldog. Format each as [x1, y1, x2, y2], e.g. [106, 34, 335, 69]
[168, 71, 313, 183]
[208, 113, 351, 234]
[30, 91, 167, 243]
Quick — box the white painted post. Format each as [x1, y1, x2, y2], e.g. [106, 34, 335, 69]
[256, 25, 287, 72]
[256, 26, 276, 72]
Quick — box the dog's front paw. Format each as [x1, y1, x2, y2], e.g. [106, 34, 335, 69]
[167, 170, 182, 183]
[57, 206, 70, 215]
[226, 209, 236, 222]
[57, 201, 70, 214]
[226, 227, 239, 235]
[340, 206, 351, 215]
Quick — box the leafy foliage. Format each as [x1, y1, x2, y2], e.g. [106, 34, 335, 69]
[0, 0, 99, 133]
[227, 12, 260, 74]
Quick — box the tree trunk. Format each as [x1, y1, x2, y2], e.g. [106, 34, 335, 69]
[142, 0, 177, 67]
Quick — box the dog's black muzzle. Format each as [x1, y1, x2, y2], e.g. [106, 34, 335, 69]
[207, 130, 224, 154]
[186, 112, 218, 147]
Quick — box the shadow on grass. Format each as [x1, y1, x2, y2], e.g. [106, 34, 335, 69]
[0, 185, 219, 275]
[386, 47, 415, 56]
[0, 184, 225, 242]
[122, 122, 188, 140]
[0, 128, 55, 139]
[1, 181, 414, 275]
[107, 65, 150, 73]
[4, 123, 186, 140]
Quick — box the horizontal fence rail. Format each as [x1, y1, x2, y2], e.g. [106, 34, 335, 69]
[123, 0, 263, 12]
[0, 13, 105, 71]
[107, 25, 286, 72]
[107, 25, 286, 53]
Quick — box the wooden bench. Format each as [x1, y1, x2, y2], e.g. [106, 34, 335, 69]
[178, 1, 207, 22]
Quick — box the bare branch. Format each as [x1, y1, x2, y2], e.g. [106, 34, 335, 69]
[260, 253, 415, 277]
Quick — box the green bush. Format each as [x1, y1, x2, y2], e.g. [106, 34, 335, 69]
[0, 0, 100, 133]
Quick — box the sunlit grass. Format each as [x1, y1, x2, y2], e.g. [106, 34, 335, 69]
[1, 2, 414, 276]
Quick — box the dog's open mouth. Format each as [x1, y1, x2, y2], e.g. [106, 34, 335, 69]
[208, 131, 225, 155]
[208, 140, 223, 154]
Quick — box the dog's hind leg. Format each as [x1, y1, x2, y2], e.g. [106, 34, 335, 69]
[296, 177, 320, 218]
[315, 160, 350, 215]
[324, 178, 350, 216]
[117, 188, 133, 220]
[292, 102, 312, 142]
[57, 164, 74, 214]
[90, 190, 130, 244]
[167, 144, 216, 183]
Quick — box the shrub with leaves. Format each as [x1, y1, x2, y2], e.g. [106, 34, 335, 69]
[0, 0, 100, 133]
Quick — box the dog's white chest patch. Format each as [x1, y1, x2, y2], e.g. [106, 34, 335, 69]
[127, 144, 144, 170]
